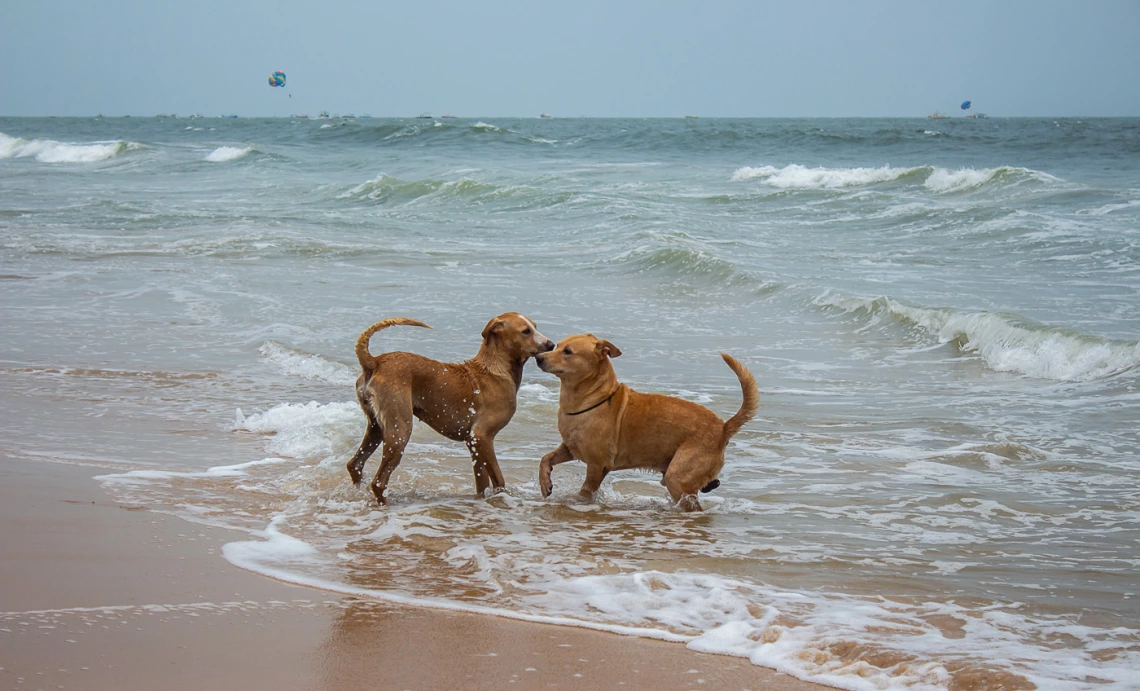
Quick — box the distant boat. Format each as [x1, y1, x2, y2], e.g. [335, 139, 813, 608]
[926, 111, 950, 122]
[416, 113, 434, 119]
[684, 115, 698, 119]
[967, 113, 989, 119]
[539, 113, 553, 119]
[441, 115, 458, 119]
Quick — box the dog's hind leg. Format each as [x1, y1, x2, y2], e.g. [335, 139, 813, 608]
[369, 407, 412, 504]
[347, 417, 383, 486]
[663, 448, 711, 512]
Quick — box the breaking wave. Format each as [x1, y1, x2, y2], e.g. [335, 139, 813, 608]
[732, 164, 1059, 193]
[816, 293, 1140, 381]
[334, 173, 578, 209]
[1, 131, 142, 163]
[205, 145, 255, 162]
[259, 341, 357, 386]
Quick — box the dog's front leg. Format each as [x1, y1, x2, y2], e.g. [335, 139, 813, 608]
[466, 431, 505, 496]
[538, 443, 574, 498]
[578, 464, 609, 501]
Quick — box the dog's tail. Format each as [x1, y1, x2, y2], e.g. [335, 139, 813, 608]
[355, 318, 432, 373]
[720, 353, 759, 446]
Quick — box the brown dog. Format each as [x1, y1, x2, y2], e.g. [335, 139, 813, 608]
[535, 334, 758, 511]
[347, 313, 554, 503]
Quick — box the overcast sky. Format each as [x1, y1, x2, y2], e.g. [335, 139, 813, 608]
[2, 0, 1138, 117]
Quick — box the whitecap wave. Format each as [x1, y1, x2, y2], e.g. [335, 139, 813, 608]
[0, 131, 138, 163]
[731, 164, 916, 188]
[731, 164, 1059, 193]
[205, 145, 254, 162]
[817, 293, 1140, 381]
[922, 166, 1058, 193]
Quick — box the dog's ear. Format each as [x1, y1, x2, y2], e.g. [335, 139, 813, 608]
[482, 318, 505, 341]
[595, 340, 622, 358]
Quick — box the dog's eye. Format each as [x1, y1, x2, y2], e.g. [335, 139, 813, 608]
[564, 347, 573, 355]
[523, 328, 532, 335]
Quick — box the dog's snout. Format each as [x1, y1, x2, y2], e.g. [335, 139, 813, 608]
[541, 339, 555, 352]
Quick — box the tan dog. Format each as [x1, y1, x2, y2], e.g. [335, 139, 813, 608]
[347, 313, 554, 503]
[535, 335, 758, 511]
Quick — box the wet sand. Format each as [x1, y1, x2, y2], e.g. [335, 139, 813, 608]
[0, 456, 827, 691]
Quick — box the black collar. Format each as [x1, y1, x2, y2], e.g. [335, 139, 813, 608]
[566, 387, 619, 416]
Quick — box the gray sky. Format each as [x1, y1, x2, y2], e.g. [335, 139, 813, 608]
[2, 0, 1138, 117]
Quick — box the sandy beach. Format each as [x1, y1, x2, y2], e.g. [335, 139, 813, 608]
[0, 456, 826, 691]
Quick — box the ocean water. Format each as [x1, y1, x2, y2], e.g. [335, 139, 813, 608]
[2, 116, 1138, 690]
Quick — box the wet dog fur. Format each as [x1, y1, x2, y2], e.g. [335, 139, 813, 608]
[347, 313, 554, 503]
[535, 334, 758, 511]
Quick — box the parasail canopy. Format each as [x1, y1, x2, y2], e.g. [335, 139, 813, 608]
[961, 100, 972, 110]
[268, 71, 286, 88]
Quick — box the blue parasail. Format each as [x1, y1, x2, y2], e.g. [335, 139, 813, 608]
[268, 71, 286, 88]
[961, 100, 972, 110]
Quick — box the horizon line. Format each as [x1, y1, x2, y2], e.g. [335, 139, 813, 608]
[3, 113, 1139, 120]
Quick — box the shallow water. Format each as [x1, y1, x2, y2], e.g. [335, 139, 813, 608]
[2, 116, 1138, 690]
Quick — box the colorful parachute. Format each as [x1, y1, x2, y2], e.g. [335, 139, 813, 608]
[268, 71, 286, 88]
[961, 100, 971, 110]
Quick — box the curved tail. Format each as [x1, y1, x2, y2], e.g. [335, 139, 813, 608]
[720, 353, 759, 446]
[355, 318, 432, 373]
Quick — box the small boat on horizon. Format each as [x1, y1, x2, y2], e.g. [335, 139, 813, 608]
[926, 111, 950, 122]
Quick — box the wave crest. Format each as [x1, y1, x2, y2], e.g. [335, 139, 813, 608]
[1, 131, 140, 163]
[336, 173, 560, 207]
[816, 293, 1140, 381]
[732, 164, 1058, 193]
[205, 145, 255, 162]
[259, 341, 357, 386]
[732, 164, 922, 188]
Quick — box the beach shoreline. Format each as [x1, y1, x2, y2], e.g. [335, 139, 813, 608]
[0, 455, 827, 691]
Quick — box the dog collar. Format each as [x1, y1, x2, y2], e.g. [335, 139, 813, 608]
[566, 387, 619, 416]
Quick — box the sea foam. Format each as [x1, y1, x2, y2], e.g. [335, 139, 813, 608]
[236, 400, 360, 460]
